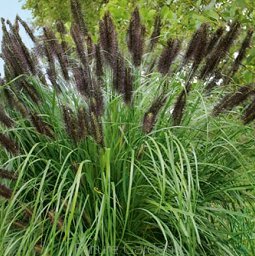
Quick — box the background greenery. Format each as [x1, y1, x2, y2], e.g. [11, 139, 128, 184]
[21, 0, 255, 85]
[21, 0, 255, 31]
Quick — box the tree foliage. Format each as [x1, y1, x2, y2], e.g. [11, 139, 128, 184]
[21, 0, 105, 32]
[21, 0, 255, 33]
[21, 0, 255, 84]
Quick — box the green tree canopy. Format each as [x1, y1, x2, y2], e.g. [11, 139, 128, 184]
[21, 0, 255, 84]
[21, 0, 255, 34]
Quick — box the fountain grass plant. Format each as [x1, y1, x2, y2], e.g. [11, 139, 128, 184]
[0, 1, 254, 255]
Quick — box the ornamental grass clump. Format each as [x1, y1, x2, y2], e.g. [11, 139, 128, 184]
[0, 1, 255, 255]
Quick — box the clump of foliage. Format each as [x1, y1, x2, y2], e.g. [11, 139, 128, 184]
[0, 1, 255, 255]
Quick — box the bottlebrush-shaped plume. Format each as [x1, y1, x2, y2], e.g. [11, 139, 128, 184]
[200, 21, 240, 79]
[127, 7, 145, 66]
[90, 112, 104, 146]
[111, 52, 133, 104]
[158, 39, 181, 75]
[183, 23, 208, 66]
[89, 79, 104, 116]
[230, 29, 253, 75]
[71, 23, 92, 90]
[95, 43, 104, 78]
[0, 133, 19, 155]
[192, 23, 208, 71]
[148, 15, 161, 51]
[212, 84, 255, 116]
[86, 34, 95, 59]
[77, 107, 89, 140]
[14, 17, 19, 33]
[62, 106, 78, 142]
[56, 20, 67, 35]
[0, 184, 12, 199]
[205, 26, 224, 57]
[143, 94, 167, 133]
[123, 67, 133, 104]
[0, 106, 14, 128]
[113, 53, 126, 93]
[7, 19, 37, 75]
[99, 12, 118, 67]
[16, 15, 37, 43]
[43, 26, 69, 80]
[30, 113, 54, 138]
[70, 0, 88, 36]
[242, 99, 255, 124]
[1, 20, 45, 100]
[43, 37, 59, 90]
[172, 83, 192, 126]
[0, 169, 17, 181]
[222, 21, 241, 51]
[72, 65, 89, 97]
[3, 88, 28, 117]
[20, 79, 41, 104]
[1, 19, 29, 76]
[56, 20, 68, 53]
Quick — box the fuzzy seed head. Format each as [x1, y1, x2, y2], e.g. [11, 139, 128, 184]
[0, 184, 12, 199]
[0, 132, 19, 155]
[149, 15, 161, 51]
[127, 7, 145, 66]
[99, 12, 118, 67]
